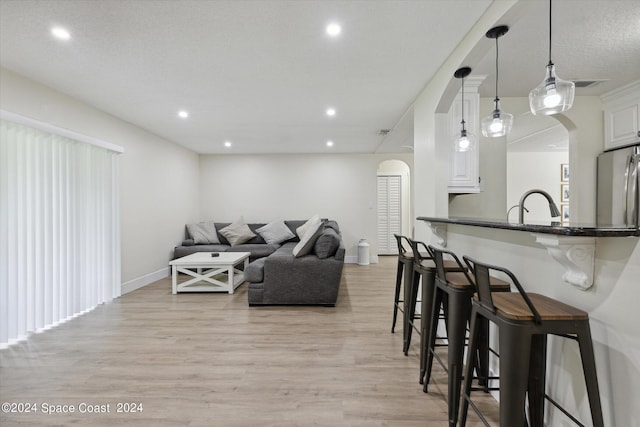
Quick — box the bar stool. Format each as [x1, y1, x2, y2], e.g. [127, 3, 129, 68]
[391, 234, 414, 334]
[459, 256, 604, 427]
[406, 239, 464, 382]
[423, 246, 510, 427]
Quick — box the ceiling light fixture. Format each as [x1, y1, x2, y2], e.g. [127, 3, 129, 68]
[529, 0, 575, 115]
[481, 25, 513, 138]
[453, 67, 477, 152]
[51, 26, 71, 40]
[177, 110, 189, 118]
[326, 140, 334, 147]
[326, 23, 341, 37]
[326, 107, 336, 117]
[224, 141, 232, 148]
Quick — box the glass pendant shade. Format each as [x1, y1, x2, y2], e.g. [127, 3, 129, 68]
[455, 129, 477, 152]
[452, 67, 475, 152]
[481, 25, 512, 138]
[481, 101, 513, 137]
[529, 63, 575, 115]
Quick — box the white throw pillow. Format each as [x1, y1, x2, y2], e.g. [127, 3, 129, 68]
[219, 217, 256, 246]
[292, 220, 324, 257]
[186, 221, 220, 244]
[296, 214, 321, 239]
[256, 220, 295, 245]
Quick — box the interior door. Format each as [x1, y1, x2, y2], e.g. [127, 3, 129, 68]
[377, 175, 402, 255]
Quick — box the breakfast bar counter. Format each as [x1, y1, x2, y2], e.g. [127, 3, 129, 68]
[417, 216, 640, 237]
[417, 216, 639, 290]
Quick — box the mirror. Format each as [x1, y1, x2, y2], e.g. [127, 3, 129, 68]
[506, 112, 568, 223]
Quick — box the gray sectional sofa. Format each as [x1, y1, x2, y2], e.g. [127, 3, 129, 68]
[173, 219, 344, 306]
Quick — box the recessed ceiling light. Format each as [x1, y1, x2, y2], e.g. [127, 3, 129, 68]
[177, 110, 189, 118]
[224, 141, 232, 148]
[326, 107, 336, 117]
[326, 140, 334, 147]
[51, 26, 71, 41]
[326, 23, 341, 37]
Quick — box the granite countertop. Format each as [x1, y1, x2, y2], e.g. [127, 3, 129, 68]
[417, 216, 640, 237]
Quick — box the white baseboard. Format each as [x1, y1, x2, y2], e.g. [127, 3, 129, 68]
[121, 267, 169, 294]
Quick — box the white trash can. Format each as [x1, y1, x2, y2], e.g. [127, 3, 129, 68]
[357, 239, 370, 266]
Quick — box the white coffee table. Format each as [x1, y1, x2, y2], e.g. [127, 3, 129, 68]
[170, 252, 251, 294]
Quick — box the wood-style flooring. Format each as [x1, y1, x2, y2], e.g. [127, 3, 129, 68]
[0, 256, 499, 426]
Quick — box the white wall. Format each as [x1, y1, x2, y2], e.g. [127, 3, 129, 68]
[0, 68, 200, 289]
[198, 153, 412, 263]
[507, 151, 568, 222]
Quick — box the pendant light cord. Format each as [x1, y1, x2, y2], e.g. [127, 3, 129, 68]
[461, 76, 466, 131]
[494, 35, 499, 104]
[548, 0, 553, 66]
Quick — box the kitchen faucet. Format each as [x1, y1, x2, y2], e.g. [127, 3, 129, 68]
[518, 189, 561, 224]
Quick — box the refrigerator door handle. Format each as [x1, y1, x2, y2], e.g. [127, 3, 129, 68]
[626, 154, 640, 227]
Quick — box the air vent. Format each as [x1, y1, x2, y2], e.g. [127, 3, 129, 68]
[377, 129, 392, 136]
[573, 79, 608, 88]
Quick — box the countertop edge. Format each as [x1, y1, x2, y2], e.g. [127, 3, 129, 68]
[417, 216, 640, 237]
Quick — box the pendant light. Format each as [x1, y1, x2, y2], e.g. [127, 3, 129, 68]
[481, 26, 513, 137]
[529, 0, 575, 115]
[453, 67, 477, 152]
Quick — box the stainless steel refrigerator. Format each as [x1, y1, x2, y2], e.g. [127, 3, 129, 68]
[597, 144, 640, 227]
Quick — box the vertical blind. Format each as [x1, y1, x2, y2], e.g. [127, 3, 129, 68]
[0, 115, 122, 348]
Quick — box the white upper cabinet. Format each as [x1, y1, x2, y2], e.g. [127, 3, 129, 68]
[602, 80, 640, 150]
[448, 76, 483, 193]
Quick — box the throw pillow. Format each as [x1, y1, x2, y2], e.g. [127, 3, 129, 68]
[256, 220, 295, 245]
[296, 214, 321, 239]
[186, 221, 220, 244]
[219, 217, 256, 247]
[292, 221, 324, 257]
[313, 228, 340, 259]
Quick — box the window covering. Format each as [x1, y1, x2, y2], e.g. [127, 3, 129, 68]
[0, 113, 122, 348]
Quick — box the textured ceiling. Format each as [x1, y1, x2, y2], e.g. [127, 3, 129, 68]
[1, 1, 639, 155]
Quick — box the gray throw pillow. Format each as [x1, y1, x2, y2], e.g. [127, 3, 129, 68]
[186, 221, 220, 244]
[256, 220, 295, 245]
[219, 217, 256, 246]
[292, 220, 324, 257]
[313, 228, 340, 259]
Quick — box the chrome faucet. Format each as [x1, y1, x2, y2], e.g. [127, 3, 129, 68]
[518, 189, 561, 224]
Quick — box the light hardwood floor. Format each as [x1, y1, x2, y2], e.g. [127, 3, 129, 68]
[0, 256, 498, 426]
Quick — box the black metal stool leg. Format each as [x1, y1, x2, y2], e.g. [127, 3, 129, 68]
[498, 325, 532, 427]
[459, 308, 481, 427]
[527, 334, 547, 427]
[392, 260, 404, 333]
[422, 279, 444, 388]
[577, 323, 605, 427]
[403, 269, 419, 355]
[445, 288, 472, 427]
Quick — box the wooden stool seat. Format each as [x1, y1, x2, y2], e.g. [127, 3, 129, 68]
[491, 293, 589, 321]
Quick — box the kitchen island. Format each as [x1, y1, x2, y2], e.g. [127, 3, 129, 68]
[415, 215, 640, 426]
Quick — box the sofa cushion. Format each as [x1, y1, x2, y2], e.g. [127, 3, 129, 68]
[186, 221, 220, 244]
[296, 214, 320, 239]
[292, 220, 324, 257]
[219, 217, 256, 246]
[324, 220, 340, 234]
[226, 244, 279, 259]
[313, 227, 341, 259]
[256, 220, 295, 245]
[244, 258, 266, 283]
